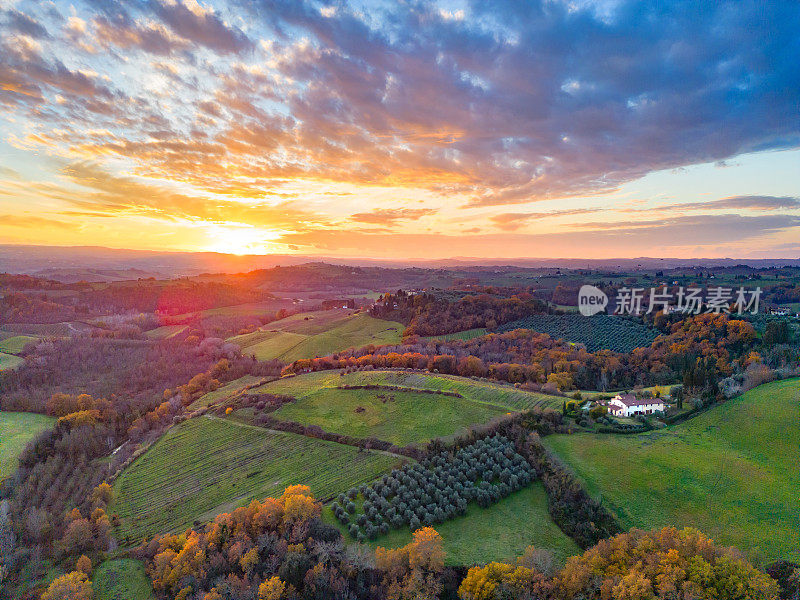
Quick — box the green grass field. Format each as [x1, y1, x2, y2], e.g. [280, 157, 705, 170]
[171, 299, 293, 319]
[255, 370, 561, 412]
[423, 328, 488, 341]
[234, 330, 308, 360]
[228, 310, 404, 362]
[270, 387, 508, 445]
[0, 322, 83, 336]
[544, 378, 800, 563]
[189, 374, 265, 409]
[324, 482, 579, 566]
[0, 335, 39, 354]
[0, 412, 55, 482]
[0, 352, 24, 371]
[143, 325, 187, 339]
[111, 416, 406, 544]
[93, 559, 154, 600]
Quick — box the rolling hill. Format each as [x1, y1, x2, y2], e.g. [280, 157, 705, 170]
[111, 416, 406, 544]
[252, 369, 562, 412]
[227, 309, 404, 362]
[544, 378, 800, 563]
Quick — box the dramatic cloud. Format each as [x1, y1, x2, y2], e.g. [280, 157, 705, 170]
[279, 214, 800, 259]
[151, 0, 253, 54]
[676, 195, 800, 211]
[92, 14, 190, 55]
[57, 162, 325, 230]
[4, 9, 50, 38]
[0, 0, 798, 257]
[0, 214, 77, 229]
[490, 209, 599, 231]
[350, 208, 438, 226]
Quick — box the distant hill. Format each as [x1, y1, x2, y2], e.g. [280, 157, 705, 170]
[1, 244, 798, 277]
[33, 267, 168, 283]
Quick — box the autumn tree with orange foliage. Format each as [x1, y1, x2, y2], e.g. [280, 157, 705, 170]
[375, 526, 445, 600]
[140, 486, 383, 600]
[41, 571, 94, 600]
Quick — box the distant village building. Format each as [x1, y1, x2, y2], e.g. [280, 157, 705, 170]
[321, 298, 356, 310]
[607, 393, 665, 417]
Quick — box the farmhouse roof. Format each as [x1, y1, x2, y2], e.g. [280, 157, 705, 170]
[613, 393, 662, 407]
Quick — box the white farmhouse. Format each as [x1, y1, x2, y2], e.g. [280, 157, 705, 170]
[607, 393, 665, 418]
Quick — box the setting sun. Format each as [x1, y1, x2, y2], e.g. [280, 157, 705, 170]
[203, 223, 282, 256]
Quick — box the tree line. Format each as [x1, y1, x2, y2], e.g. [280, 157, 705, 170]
[284, 314, 764, 396]
[370, 291, 550, 337]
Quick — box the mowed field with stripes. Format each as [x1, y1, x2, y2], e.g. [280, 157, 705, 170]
[111, 416, 405, 545]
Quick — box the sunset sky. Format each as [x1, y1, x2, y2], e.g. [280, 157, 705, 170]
[1, 0, 798, 259]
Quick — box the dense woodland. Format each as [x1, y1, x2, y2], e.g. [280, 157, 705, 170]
[0, 281, 275, 324]
[370, 290, 550, 336]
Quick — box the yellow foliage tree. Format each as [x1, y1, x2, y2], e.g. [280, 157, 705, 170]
[90, 482, 113, 507]
[612, 569, 654, 600]
[258, 576, 286, 600]
[280, 484, 312, 499]
[558, 527, 779, 600]
[175, 587, 192, 600]
[458, 562, 543, 600]
[547, 371, 574, 392]
[41, 571, 94, 600]
[282, 491, 320, 523]
[375, 545, 410, 581]
[241, 547, 259, 573]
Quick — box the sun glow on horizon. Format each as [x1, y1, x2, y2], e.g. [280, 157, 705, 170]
[203, 223, 284, 256]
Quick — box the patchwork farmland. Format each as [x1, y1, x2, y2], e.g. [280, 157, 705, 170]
[266, 387, 509, 445]
[252, 369, 562, 412]
[227, 309, 404, 362]
[111, 416, 406, 544]
[498, 313, 660, 352]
